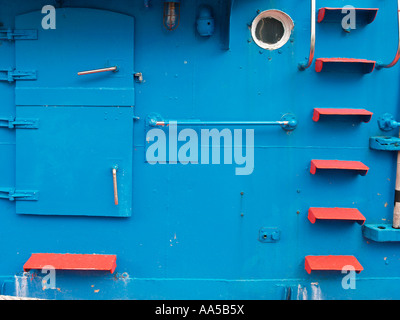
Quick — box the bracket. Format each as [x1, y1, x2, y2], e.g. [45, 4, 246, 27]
[0, 69, 37, 83]
[0, 29, 37, 41]
[0, 118, 39, 129]
[0, 188, 39, 201]
[258, 228, 280, 243]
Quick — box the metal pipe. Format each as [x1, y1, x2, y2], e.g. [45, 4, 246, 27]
[298, 0, 316, 70]
[154, 120, 289, 126]
[147, 113, 298, 131]
[377, 0, 400, 69]
[78, 66, 118, 76]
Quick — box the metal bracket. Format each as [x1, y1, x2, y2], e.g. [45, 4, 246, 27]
[0, 188, 39, 201]
[0, 118, 39, 129]
[258, 228, 280, 243]
[362, 224, 400, 242]
[369, 136, 400, 151]
[0, 29, 38, 41]
[0, 69, 37, 83]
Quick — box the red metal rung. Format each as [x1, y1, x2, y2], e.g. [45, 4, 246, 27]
[315, 58, 376, 73]
[318, 8, 378, 24]
[310, 159, 369, 175]
[308, 207, 366, 225]
[23, 253, 117, 273]
[305, 255, 363, 274]
[312, 108, 373, 122]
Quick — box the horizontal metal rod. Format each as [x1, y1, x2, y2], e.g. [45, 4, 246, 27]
[155, 121, 289, 126]
[77, 66, 118, 76]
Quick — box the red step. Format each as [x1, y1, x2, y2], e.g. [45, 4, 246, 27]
[308, 207, 366, 225]
[305, 255, 363, 274]
[318, 8, 378, 24]
[23, 253, 117, 273]
[312, 108, 373, 123]
[315, 58, 376, 73]
[310, 159, 369, 176]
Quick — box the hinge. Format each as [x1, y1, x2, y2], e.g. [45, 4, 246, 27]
[0, 188, 39, 201]
[0, 118, 39, 129]
[0, 69, 37, 82]
[0, 29, 38, 41]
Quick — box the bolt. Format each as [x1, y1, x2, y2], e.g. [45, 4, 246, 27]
[271, 232, 280, 241]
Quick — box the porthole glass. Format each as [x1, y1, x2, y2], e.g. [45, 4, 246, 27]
[251, 10, 294, 50]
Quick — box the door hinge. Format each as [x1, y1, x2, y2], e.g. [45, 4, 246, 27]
[0, 188, 39, 201]
[0, 118, 39, 129]
[0, 69, 37, 82]
[0, 29, 38, 41]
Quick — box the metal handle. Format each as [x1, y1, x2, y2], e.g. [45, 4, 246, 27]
[78, 66, 118, 76]
[112, 166, 118, 206]
[298, 0, 316, 71]
[148, 114, 298, 131]
[377, 0, 400, 69]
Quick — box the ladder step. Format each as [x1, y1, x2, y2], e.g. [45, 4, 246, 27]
[23, 253, 117, 273]
[310, 159, 369, 176]
[308, 207, 366, 224]
[313, 108, 373, 123]
[315, 58, 376, 74]
[318, 8, 378, 25]
[305, 255, 363, 274]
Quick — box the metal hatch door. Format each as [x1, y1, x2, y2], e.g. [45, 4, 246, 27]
[14, 8, 134, 217]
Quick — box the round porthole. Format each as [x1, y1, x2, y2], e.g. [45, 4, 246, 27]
[251, 10, 294, 50]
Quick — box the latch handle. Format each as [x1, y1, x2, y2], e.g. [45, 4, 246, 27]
[112, 166, 119, 206]
[78, 66, 118, 76]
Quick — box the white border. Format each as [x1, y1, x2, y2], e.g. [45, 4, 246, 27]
[251, 10, 294, 50]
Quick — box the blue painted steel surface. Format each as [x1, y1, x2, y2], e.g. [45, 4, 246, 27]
[0, 0, 400, 300]
[362, 224, 400, 242]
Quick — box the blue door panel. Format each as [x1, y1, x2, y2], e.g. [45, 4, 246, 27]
[15, 8, 135, 106]
[16, 106, 133, 217]
[14, 8, 135, 217]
